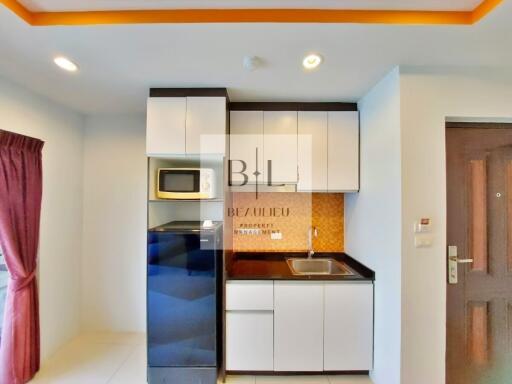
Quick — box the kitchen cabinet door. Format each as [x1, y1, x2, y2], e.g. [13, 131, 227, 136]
[229, 111, 264, 185]
[298, 111, 328, 191]
[327, 111, 359, 191]
[226, 311, 274, 371]
[263, 111, 298, 184]
[274, 281, 323, 371]
[186, 97, 226, 154]
[146, 97, 186, 155]
[324, 282, 374, 371]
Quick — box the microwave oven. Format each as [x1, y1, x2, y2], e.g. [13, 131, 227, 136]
[157, 168, 216, 200]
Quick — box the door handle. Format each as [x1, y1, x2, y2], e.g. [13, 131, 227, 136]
[448, 246, 472, 284]
[448, 255, 474, 264]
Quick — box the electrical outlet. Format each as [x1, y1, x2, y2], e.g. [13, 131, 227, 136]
[271, 232, 282, 240]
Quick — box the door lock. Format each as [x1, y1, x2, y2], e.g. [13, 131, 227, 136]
[448, 246, 473, 284]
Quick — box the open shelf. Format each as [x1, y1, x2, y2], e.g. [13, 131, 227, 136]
[148, 156, 225, 201]
[148, 198, 224, 229]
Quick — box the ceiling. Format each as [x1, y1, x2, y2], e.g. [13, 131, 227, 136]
[0, 1, 511, 115]
[18, 0, 483, 12]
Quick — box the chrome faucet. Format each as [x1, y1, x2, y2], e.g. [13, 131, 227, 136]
[307, 226, 318, 259]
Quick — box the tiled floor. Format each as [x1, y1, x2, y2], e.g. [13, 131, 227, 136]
[30, 333, 373, 384]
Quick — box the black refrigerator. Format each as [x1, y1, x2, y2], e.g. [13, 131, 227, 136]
[147, 221, 223, 384]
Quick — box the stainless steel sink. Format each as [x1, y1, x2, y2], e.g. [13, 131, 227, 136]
[286, 258, 355, 276]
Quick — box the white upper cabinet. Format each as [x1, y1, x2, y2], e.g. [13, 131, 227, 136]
[146, 96, 226, 156]
[227, 107, 359, 191]
[328, 111, 359, 191]
[146, 97, 187, 156]
[298, 111, 328, 191]
[186, 96, 226, 154]
[229, 111, 264, 185]
[324, 282, 374, 371]
[263, 111, 298, 184]
[274, 281, 324, 372]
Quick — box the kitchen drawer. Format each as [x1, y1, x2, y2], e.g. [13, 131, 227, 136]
[226, 281, 274, 310]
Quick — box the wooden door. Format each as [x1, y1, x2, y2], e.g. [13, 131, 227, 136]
[446, 123, 512, 384]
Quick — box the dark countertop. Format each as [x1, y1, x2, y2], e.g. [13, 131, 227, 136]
[227, 252, 375, 281]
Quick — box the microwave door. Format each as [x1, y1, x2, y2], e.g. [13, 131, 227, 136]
[158, 170, 202, 199]
[161, 171, 199, 192]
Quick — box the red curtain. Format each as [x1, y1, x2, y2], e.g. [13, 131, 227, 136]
[0, 130, 44, 384]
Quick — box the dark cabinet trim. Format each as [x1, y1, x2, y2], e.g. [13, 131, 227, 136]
[230, 102, 357, 112]
[446, 121, 512, 129]
[149, 88, 229, 99]
[148, 89, 357, 111]
[226, 370, 370, 376]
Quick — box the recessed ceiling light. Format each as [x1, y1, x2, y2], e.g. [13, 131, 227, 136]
[243, 56, 262, 72]
[54, 56, 78, 72]
[302, 54, 323, 70]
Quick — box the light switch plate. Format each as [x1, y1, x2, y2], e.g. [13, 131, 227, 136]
[415, 235, 433, 248]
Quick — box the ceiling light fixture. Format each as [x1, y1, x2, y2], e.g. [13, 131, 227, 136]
[54, 56, 79, 72]
[243, 56, 262, 72]
[302, 54, 323, 70]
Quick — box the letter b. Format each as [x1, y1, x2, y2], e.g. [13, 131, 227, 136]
[229, 160, 249, 186]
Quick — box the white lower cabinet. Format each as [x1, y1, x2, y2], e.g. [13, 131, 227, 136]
[274, 281, 324, 371]
[324, 282, 374, 371]
[225, 280, 374, 373]
[226, 311, 274, 371]
[226, 281, 274, 371]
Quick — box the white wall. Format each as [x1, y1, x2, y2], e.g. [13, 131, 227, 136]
[0, 77, 84, 361]
[82, 115, 146, 332]
[400, 68, 512, 384]
[345, 67, 402, 384]
[0, 79, 147, 354]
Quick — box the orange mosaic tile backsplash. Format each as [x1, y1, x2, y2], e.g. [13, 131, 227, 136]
[230, 192, 344, 252]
